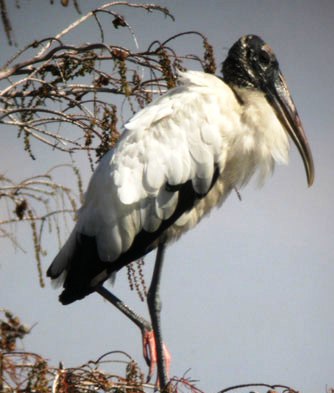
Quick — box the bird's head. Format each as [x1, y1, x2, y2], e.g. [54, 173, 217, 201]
[222, 35, 314, 187]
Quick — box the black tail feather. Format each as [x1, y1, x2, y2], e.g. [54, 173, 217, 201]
[58, 234, 111, 305]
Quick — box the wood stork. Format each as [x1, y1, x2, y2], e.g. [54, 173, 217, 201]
[47, 35, 314, 388]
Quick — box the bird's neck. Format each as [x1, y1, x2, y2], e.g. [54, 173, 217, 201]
[225, 86, 290, 187]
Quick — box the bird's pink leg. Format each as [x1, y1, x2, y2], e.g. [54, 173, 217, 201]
[143, 329, 171, 384]
[96, 287, 171, 384]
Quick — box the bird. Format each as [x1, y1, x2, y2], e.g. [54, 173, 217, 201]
[47, 34, 314, 388]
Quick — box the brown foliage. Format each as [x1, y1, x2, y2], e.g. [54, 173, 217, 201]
[0, 2, 215, 283]
[0, 309, 305, 393]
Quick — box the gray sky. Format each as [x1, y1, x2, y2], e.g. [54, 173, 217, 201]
[1, 1, 334, 392]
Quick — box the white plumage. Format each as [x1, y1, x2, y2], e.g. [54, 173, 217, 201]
[49, 70, 290, 287]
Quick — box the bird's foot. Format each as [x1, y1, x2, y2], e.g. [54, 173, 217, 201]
[143, 329, 171, 385]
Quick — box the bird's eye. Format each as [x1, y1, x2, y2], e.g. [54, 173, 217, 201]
[258, 49, 271, 67]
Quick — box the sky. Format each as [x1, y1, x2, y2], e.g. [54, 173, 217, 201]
[1, 1, 334, 392]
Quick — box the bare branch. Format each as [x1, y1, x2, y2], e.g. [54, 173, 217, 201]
[1, 309, 304, 393]
[0, 166, 81, 284]
[0, 2, 216, 283]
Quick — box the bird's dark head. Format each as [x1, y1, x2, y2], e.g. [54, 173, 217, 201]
[222, 35, 314, 187]
[222, 35, 279, 90]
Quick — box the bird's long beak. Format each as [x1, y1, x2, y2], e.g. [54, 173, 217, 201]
[265, 71, 315, 187]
